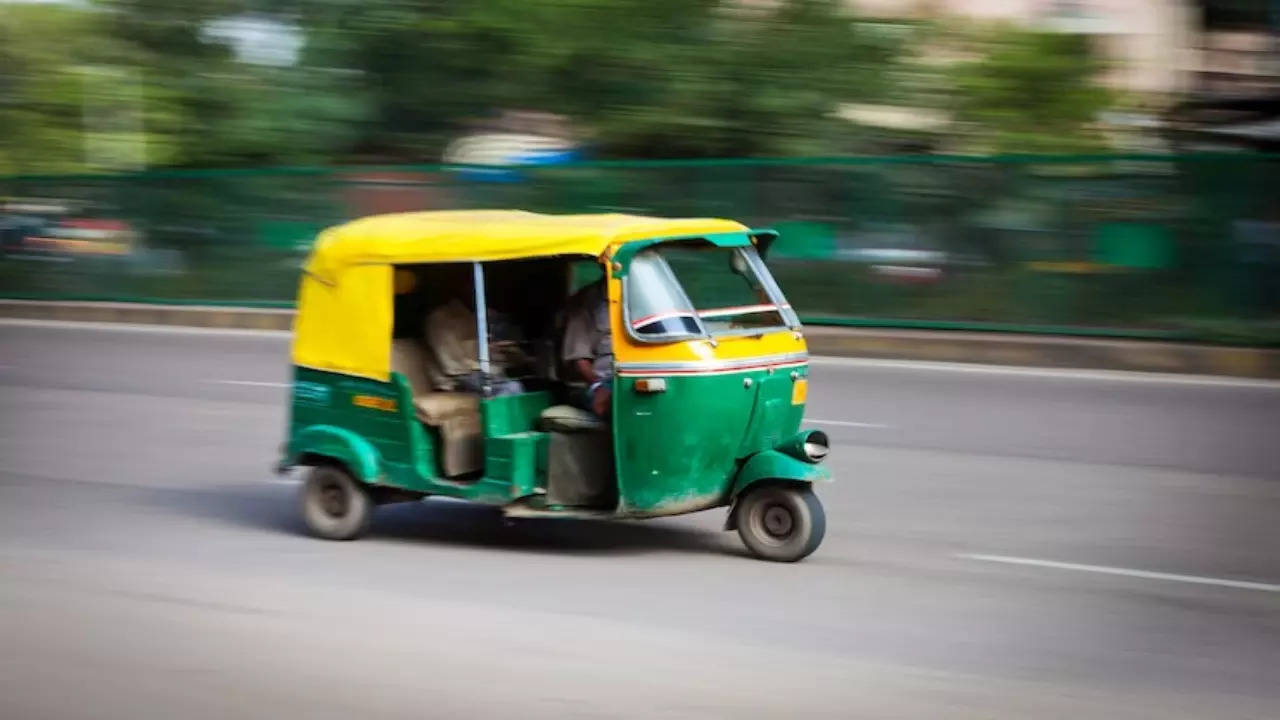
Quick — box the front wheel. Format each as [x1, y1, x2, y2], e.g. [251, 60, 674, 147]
[300, 465, 373, 540]
[734, 484, 825, 562]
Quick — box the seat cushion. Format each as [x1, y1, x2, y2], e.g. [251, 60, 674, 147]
[391, 339, 433, 396]
[434, 411, 483, 477]
[410, 392, 483, 476]
[539, 404, 606, 433]
[413, 392, 480, 425]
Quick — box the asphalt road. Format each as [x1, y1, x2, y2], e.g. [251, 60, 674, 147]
[2, 320, 1278, 719]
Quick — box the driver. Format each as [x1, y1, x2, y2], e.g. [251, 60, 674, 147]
[561, 278, 613, 418]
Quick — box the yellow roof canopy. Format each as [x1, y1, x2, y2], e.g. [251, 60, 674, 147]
[293, 210, 753, 381]
[304, 210, 751, 281]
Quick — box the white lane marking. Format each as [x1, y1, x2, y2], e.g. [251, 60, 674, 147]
[959, 553, 1280, 593]
[809, 418, 890, 429]
[810, 356, 1280, 389]
[213, 380, 290, 388]
[0, 318, 291, 339]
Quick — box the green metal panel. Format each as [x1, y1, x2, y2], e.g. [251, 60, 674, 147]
[288, 425, 382, 482]
[485, 431, 548, 499]
[612, 366, 805, 515]
[481, 392, 553, 500]
[288, 367, 428, 488]
[291, 367, 410, 461]
[737, 371, 807, 457]
[286, 367, 529, 502]
[610, 231, 755, 275]
[570, 260, 605, 292]
[730, 449, 831, 499]
[481, 391, 552, 436]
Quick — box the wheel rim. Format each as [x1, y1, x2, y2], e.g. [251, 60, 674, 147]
[318, 479, 349, 518]
[749, 499, 797, 547]
[762, 504, 794, 538]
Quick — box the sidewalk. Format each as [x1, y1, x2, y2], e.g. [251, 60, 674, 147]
[4, 299, 1278, 379]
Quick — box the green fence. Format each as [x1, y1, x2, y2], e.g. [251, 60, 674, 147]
[2, 155, 1278, 345]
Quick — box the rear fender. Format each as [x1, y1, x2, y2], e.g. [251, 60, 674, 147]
[287, 425, 381, 483]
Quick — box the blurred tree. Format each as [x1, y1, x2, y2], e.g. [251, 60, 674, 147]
[302, 0, 901, 159]
[2, 0, 905, 168]
[0, 3, 189, 173]
[946, 26, 1112, 154]
[583, 0, 902, 157]
[94, 0, 372, 167]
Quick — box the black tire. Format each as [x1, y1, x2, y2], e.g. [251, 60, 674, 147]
[300, 465, 373, 541]
[734, 484, 825, 562]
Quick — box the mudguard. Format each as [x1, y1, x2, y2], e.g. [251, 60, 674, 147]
[730, 448, 831, 500]
[287, 425, 381, 483]
[724, 449, 831, 531]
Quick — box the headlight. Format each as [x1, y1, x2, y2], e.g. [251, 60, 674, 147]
[801, 430, 829, 461]
[802, 432, 829, 461]
[777, 429, 829, 464]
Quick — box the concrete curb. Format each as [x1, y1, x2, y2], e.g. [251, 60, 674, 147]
[802, 326, 1280, 379]
[0, 300, 293, 331]
[4, 300, 1279, 379]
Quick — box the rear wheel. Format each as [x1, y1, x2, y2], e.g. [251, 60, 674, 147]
[300, 465, 372, 540]
[734, 484, 825, 562]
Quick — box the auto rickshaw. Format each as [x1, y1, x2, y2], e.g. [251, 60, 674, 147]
[277, 210, 832, 561]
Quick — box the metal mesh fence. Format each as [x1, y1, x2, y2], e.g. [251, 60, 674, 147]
[2, 155, 1277, 344]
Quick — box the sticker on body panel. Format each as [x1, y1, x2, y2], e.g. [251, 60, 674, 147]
[295, 381, 331, 406]
[352, 394, 397, 412]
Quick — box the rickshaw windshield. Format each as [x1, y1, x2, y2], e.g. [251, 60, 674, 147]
[626, 244, 798, 339]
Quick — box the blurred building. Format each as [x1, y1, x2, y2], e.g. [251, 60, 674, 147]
[1170, 1, 1280, 150]
[850, 0, 1280, 149]
[856, 0, 1196, 98]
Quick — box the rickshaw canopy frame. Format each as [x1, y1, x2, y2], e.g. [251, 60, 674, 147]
[291, 211, 767, 382]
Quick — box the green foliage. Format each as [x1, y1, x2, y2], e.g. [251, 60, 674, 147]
[1, 2, 1124, 171]
[947, 26, 1112, 154]
[0, 4, 177, 173]
[0, 1, 370, 173]
[305, 0, 899, 158]
[2, 0, 903, 169]
[94, 0, 373, 167]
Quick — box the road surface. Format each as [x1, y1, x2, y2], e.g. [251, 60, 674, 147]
[2, 320, 1278, 719]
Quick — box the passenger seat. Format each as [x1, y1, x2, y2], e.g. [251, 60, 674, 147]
[390, 339, 483, 477]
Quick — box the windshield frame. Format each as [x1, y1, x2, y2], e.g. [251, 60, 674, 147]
[620, 242, 799, 345]
[620, 249, 710, 344]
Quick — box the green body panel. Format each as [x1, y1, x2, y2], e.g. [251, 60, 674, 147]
[486, 431, 550, 499]
[736, 372, 806, 456]
[480, 392, 553, 500]
[285, 367, 518, 502]
[290, 425, 382, 482]
[284, 365, 826, 516]
[730, 449, 831, 499]
[288, 366, 411, 481]
[611, 365, 807, 515]
[482, 391, 552, 436]
[611, 231, 759, 274]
